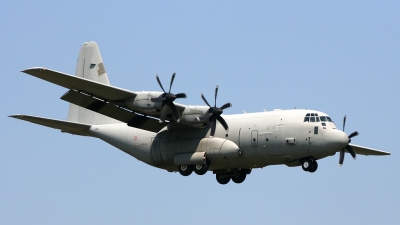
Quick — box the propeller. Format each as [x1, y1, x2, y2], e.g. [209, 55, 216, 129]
[197, 85, 232, 137]
[151, 73, 187, 123]
[339, 115, 359, 166]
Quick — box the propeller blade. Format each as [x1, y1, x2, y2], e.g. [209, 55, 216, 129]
[201, 93, 212, 108]
[175, 93, 187, 99]
[214, 85, 219, 107]
[339, 149, 345, 166]
[220, 102, 232, 110]
[160, 105, 169, 122]
[168, 102, 180, 122]
[151, 97, 166, 102]
[169, 73, 176, 93]
[210, 119, 217, 137]
[156, 75, 166, 93]
[345, 145, 357, 160]
[217, 116, 229, 131]
[348, 131, 359, 139]
[343, 115, 346, 131]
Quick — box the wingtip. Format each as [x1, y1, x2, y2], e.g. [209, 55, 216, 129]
[9, 114, 23, 118]
[21, 67, 46, 72]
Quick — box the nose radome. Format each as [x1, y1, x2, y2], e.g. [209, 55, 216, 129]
[323, 130, 348, 152]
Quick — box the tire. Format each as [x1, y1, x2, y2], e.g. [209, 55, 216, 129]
[216, 174, 231, 185]
[194, 162, 209, 175]
[178, 165, 193, 176]
[302, 158, 312, 171]
[309, 160, 318, 173]
[232, 171, 246, 184]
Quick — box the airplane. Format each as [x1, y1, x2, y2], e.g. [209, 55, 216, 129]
[10, 41, 391, 185]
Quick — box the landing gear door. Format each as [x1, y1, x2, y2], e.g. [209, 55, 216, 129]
[150, 137, 162, 165]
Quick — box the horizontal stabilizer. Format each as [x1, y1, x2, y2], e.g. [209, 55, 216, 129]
[10, 115, 92, 136]
[22, 68, 136, 101]
[349, 144, 391, 156]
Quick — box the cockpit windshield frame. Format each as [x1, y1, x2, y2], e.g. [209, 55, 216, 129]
[303, 114, 334, 124]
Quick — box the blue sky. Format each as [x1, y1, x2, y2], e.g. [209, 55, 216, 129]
[1, 1, 399, 224]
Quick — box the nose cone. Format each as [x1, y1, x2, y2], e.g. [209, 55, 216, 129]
[323, 130, 348, 153]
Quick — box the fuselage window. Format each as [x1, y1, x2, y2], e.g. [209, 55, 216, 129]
[314, 126, 318, 134]
[316, 117, 320, 122]
[304, 117, 310, 122]
[310, 117, 315, 122]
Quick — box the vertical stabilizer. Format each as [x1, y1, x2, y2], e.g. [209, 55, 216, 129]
[67, 42, 121, 125]
[75, 42, 110, 84]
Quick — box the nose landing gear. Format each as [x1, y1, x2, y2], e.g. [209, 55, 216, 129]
[301, 158, 318, 173]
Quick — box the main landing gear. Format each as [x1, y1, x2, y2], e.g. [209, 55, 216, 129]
[215, 169, 252, 185]
[178, 162, 252, 185]
[178, 160, 210, 177]
[301, 157, 318, 173]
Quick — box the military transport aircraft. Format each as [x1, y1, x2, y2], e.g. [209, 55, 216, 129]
[10, 42, 390, 185]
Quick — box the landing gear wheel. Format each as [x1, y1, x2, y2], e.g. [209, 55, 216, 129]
[194, 161, 209, 175]
[178, 165, 193, 176]
[216, 174, 231, 185]
[302, 158, 313, 172]
[309, 160, 318, 173]
[232, 171, 246, 184]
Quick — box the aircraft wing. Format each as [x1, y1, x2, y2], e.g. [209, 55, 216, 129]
[349, 144, 391, 156]
[21, 67, 185, 133]
[22, 68, 136, 100]
[60, 90, 167, 133]
[10, 115, 92, 136]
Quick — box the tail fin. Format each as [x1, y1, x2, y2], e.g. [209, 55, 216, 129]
[67, 42, 121, 125]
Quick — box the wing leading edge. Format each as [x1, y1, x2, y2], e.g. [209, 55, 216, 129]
[22, 68, 136, 101]
[349, 144, 391, 156]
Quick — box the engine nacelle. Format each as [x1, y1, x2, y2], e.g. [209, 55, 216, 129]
[180, 105, 210, 127]
[124, 92, 163, 115]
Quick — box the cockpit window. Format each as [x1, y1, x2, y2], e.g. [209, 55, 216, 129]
[304, 114, 334, 123]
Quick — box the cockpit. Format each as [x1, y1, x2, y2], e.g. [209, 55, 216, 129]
[303, 113, 334, 124]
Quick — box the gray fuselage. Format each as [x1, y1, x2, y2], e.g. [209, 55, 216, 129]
[89, 109, 347, 173]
